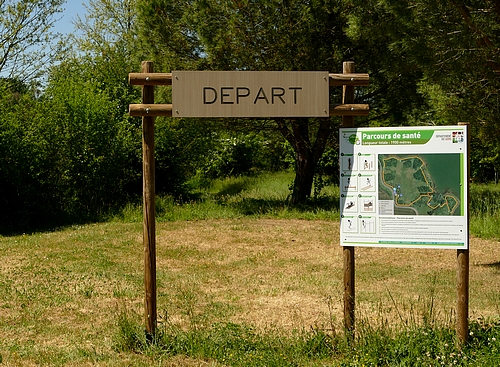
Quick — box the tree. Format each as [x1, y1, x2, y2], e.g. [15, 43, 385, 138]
[71, 0, 137, 57]
[42, 59, 141, 217]
[346, 0, 500, 180]
[137, 0, 358, 203]
[0, 59, 144, 233]
[0, 0, 64, 81]
[69, 0, 142, 110]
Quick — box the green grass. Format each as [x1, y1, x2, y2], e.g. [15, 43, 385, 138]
[2, 173, 500, 365]
[1, 220, 499, 366]
[115, 172, 341, 223]
[116, 172, 500, 240]
[470, 182, 500, 239]
[115, 318, 337, 367]
[113, 312, 500, 367]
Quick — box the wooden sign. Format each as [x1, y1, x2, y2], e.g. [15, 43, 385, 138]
[172, 71, 330, 118]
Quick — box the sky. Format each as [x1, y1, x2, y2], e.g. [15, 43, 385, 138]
[53, 0, 89, 36]
[0, 1, 89, 78]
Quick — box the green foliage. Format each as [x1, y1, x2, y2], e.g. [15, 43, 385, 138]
[138, 0, 351, 71]
[412, 158, 422, 170]
[313, 141, 340, 198]
[0, 81, 60, 230]
[204, 135, 259, 179]
[42, 61, 140, 216]
[149, 124, 292, 196]
[201, 132, 290, 180]
[403, 159, 412, 168]
[384, 173, 396, 182]
[385, 158, 397, 167]
[154, 118, 207, 195]
[347, 0, 500, 182]
[413, 169, 425, 182]
[0, 59, 141, 232]
[418, 185, 430, 193]
[72, 0, 137, 57]
[114, 311, 500, 367]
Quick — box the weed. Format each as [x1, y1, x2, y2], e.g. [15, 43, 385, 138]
[114, 311, 148, 352]
[114, 315, 338, 367]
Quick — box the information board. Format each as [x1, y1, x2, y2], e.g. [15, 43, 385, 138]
[339, 126, 468, 249]
[172, 71, 329, 118]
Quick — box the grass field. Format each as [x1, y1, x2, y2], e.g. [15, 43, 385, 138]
[1, 173, 499, 366]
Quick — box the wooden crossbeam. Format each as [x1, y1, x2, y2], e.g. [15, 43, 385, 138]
[328, 73, 369, 86]
[129, 73, 173, 86]
[330, 104, 369, 116]
[129, 104, 173, 117]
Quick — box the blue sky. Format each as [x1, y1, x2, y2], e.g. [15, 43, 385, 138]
[0, 1, 89, 78]
[53, 0, 89, 35]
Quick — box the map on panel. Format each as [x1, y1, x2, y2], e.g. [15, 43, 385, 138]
[378, 154, 461, 216]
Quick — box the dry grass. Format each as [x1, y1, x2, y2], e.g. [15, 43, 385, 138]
[0, 219, 499, 365]
[154, 219, 500, 330]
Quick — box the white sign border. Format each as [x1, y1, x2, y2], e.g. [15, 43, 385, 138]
[339, 126, 468, 250]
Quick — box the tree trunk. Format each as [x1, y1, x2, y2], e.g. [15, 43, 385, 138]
[290, 147, 316, 204]
[276, 117, 333, 205]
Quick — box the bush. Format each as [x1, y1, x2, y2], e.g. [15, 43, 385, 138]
[0, 66, 141, 232]
[42, 67, 140, 219]
[0, 81, 63, 231]
[202, 132, 290, 180]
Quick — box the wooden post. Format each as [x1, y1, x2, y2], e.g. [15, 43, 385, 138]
[342, 61, 356, 335]
[457, 122, 470, 345]
[457, 249, 469, 344]
[142, 61, 157, 336]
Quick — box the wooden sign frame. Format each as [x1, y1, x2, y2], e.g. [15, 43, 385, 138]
[129, 61, 369, 337]
[129, 62, 468, 346]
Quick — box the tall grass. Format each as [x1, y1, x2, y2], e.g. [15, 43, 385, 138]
[115, 172, 500, 239]
[116, 172, 340, 223]
[115, 316, 337, 367]
[470, 183, 500, 239]
[114, 310, 500, 366]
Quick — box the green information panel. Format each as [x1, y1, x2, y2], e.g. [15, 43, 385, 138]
[339, 126, 468, 249]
